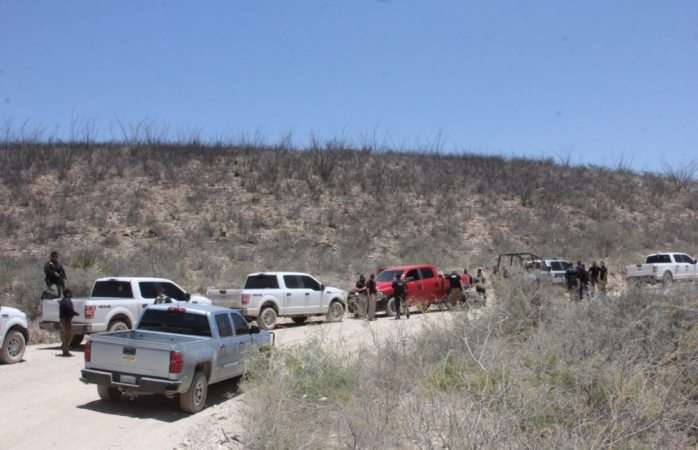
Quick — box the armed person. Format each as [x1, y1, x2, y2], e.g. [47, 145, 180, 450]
[366, 273, 377, 321]
[44, 251, 67, 297]
[392, 274, 409, 320]
[588, 261, 601, 296]
[565, 263, 578, 298]
[354, 274, 368, 319]
[58, 289, 79, 357]
[448, 271, 463, 306]
[576, 261, 589, 300]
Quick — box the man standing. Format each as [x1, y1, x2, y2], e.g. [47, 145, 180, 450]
[599, 261, 608, 295]
[366, 274, 377, 321]
[474, 269, 487, 303]
[354, 274, 367, 319]
[448, 271, 463, 306]
[59, 289, 79, 357]
[392, 275, 409, 320]
[462, 268, 472, 289]
[565, 264, 578, 298]
[576, 261, 589, 300]
[44, 251, 67, 297]
[588, 261, 601, 295]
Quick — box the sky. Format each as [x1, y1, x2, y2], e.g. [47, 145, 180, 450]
[1, 0, 697, 171]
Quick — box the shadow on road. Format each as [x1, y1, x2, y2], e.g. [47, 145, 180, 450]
[76, 377, 243, 422]
[37, 344, 85, 353]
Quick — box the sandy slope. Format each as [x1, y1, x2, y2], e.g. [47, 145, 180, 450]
[0, 310, 470, 450]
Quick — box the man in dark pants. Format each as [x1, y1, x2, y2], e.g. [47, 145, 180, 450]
[44, 251, 67, 297]
[448, 271, 463, 306]
[392, 275, 409, 319]
[588, 261, 601, 295]
[576, 262, 589, 300]
[354, 274, 367, 319]
[565, 264, 578, 298]
[366, 274, 377, 321]
[59, 289, 79, 357]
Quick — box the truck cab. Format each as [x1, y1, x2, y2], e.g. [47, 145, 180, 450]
[373, 264, 449, 315]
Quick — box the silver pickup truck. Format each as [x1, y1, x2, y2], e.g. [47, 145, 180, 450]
[80, 304, 273, 413]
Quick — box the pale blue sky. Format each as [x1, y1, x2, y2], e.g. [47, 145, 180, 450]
[1, 1, 697, 171]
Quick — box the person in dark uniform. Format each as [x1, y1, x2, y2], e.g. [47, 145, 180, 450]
[599, 261, 608, 295]
[44, 251, 67, 297]
[588, 261, 601, 295]
[355, 274, 368, 318]
[576, 261, 589, 300]
[366, 274, 377, 321]
[59, 289, 79, 357]
[565, 264, 578, 296]
[448, 271, 463, 306]
[391, 275, 409, 319]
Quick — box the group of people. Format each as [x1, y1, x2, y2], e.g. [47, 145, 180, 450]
[353, 267, 488, 321]
[565, 260, 608, 300]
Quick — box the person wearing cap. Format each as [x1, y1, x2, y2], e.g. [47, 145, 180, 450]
[59, 289, 79, 357]
[44, 251, 67, 297]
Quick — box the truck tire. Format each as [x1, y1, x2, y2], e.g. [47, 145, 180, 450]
[385, 298, 397, 317]
[0, 330, 26, 364]
[662, 272, 673, 287]
[108, 319, 130, 332]
[179, 371, 208, 414]
[97, 384, 122, 401]
[257, 307, 278, 330]
[325, 301, 345, 322]
[70, 334, 85, 347]
[292, 316, 308, 324]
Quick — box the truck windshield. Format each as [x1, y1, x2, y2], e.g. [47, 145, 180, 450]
[138, 309, 211, 337]
[646, 255, 671, 264]
[376, 270, 404, 282]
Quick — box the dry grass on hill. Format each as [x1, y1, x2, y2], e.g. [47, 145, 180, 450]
[1, 138, 696, 319]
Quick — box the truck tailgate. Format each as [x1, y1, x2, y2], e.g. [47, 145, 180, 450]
[41, 298, 87, 322]
[89, 331, 201, 379]
[206, 287, 243, 308]
[625, 264, 654, 277]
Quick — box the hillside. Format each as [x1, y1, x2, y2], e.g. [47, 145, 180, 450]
[1, 140, 697, 316]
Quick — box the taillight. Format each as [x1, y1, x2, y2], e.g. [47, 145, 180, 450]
[241, 294, 251, 305]
[85, 305, 96, 319]
[84, 340, 91, 362]
[169, 351, 183, 373]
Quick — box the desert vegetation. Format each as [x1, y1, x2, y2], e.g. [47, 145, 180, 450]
[241, 278, 698, 449]
[1, 131, 697, 325]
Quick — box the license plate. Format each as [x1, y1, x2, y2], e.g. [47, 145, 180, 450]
[120, 374, 136, 385]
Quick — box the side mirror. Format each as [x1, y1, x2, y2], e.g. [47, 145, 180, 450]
[183, 292, 191, 301]
[320, 283, 325, 291]
[250, 325, 260, 334]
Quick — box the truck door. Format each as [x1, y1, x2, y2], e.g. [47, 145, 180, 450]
[300, 275, 323, 312]
[404, 269, 424, 304]
[282, 275, 305, 314]
[214, 313, 239, 380]
[418, 267, 440, 302]
[230, 312, 253, 375]
[675, 254, 692, 280]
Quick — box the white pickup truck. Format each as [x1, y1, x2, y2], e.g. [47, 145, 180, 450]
[207, 272, 347, 330]
[625, 253, 698, 285]
[40, 277, 211, 346]
[1, 305, 29, 364]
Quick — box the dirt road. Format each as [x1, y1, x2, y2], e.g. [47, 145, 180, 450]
[0, 311, 461, 450]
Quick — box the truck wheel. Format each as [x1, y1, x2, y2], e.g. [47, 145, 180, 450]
[70, 334, 85, 347]
[385, 298, 397, 317]
[0, 330, 26, 364]
[97, 384, 122, 401]
[325, 301, 345, 322]
[257, 307, 277, 330]
[292, 316, 308, 324]
[662, 272, 673, 287]
[108, 320, 130, 332]
[179, 371, 208, 414]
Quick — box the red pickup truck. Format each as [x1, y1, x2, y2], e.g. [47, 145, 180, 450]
[374, 264, 450, 315]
